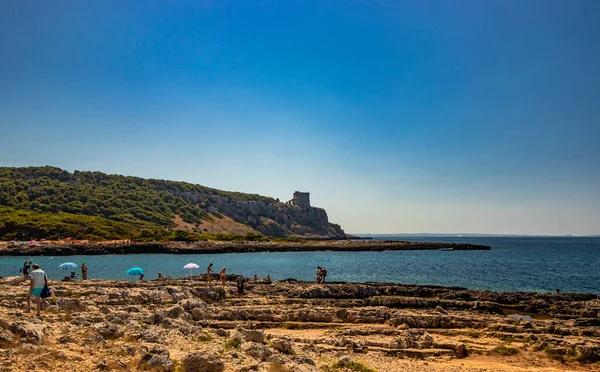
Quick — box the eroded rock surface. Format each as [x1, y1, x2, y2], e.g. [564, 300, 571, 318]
[0, 276, 598, 371]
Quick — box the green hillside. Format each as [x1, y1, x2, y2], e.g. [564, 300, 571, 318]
[0, 166, 277, 241]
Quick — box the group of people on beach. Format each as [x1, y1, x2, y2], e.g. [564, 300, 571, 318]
[60, 262, 88, 282]
[156, 263, 271, 299]
[18, 260, 314, 316]
[205, 263, 270, 298]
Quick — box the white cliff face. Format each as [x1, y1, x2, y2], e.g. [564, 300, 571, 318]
[170, 191, 345, 238]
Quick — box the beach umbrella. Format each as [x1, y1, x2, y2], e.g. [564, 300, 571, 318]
[60, 262, 78, 270]
[126, 267, 144, 276]
[183, 263, 200, 278]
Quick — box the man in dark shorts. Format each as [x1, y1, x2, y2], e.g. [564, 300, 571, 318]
[236, 275, 245, 298]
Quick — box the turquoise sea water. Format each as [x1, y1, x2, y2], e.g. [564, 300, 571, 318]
[1, 236, 598, 294]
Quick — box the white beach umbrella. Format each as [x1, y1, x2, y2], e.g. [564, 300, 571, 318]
[183, 263, 200, 278]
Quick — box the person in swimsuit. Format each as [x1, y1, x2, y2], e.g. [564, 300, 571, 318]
[219, 267, 227, 290]
[206, 263, 214, 286]
[320, 267, 328, 283]
[81, 263, 88, 280]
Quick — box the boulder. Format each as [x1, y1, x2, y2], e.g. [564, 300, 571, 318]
[165, 305, 185, 319]
[271, 338, 294, 355]
[183, 353, 225, 372]
[161, 318, 199, 335]
[180, 298, 208, 312]
[9, 322, 44, 345]
[240, 329, 266, 343]
[190, 307, 206, 321]
[455, 343, 468, 358]
[140, 328, 164, 343]
[149, 290, 173, 304]
[241, 343, 273, 362]
[140, 346, 173, 372]
[93, 322, 124, 340]
[56, 298, 85, 312]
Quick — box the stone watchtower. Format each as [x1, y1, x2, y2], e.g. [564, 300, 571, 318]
[292, 191, 310, 208]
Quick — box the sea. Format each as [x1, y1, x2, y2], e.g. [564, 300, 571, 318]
[1, 236, 599, 294]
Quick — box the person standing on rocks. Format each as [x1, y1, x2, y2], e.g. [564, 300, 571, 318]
[236, 275, 245, 298]
[316, 266, 322, 283]
[81, 263, 88, 280]
[206, 263, 214, 286]
[23, 261, 31, 281]
[27, 264, 47, 316]
[219, 267, 227, 290]
[320, 267, 328, 283]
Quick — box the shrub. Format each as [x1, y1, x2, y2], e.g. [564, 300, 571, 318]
[488, 344, 520, 356]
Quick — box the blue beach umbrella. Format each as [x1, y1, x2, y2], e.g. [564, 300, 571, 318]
[126, 267, 145, 276]
[60, 262, 78, 270]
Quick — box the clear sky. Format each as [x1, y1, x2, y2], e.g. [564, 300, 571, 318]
[1, 1, 599, 235]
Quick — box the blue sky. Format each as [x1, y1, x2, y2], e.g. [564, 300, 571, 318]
[1, 0, 599, 235]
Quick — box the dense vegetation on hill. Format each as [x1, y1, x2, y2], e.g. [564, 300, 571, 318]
[0, 166, 283, 241]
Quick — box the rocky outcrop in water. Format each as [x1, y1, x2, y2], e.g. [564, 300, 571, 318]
[0, 240, 491, 256]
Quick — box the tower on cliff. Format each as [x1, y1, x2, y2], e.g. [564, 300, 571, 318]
[292, 191, 310, 208]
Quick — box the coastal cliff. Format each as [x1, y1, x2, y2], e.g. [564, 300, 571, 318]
[170, 189, 344, 238]
[0, 166, 345, 240]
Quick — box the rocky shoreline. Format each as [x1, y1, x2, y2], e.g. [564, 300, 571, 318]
[1, 276, 598, 371]
[0, 240, 491, 256]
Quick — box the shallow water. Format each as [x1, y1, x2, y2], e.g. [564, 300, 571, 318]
[1, 236, 598, 293]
